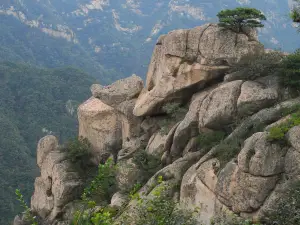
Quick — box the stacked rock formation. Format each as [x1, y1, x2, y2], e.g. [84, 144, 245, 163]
[14, 24, 300, 225]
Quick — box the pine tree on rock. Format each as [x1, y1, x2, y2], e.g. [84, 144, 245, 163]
[217, 7, 266, 33]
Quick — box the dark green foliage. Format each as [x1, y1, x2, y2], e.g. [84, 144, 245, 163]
[231, 51, 284, 80]
[214, 138, 242, 168]
[279, 49, 300, 89]
[217, 7, 266, 32]
[268, 181, 300, 225]
[290, 1, 300, 23]
[196, 131, 226, 151]
[0, 62, 94, 224]
[62, 137, 91, 165]
[82, 158, 117, 204]
[132, 150, 162, 184]
[159, 103, 188, 134]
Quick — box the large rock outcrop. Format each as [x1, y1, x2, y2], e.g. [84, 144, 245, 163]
[17, 24, 300, 225]
[133, 24, 264, 117]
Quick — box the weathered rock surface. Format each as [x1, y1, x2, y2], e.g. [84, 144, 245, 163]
[145, 132, 167, 157]
[110, 192, 129, 208]
[181, 158, 221, 225]
[133, 24, 263, 117]
[237, 80, 278, 116]
[169, 90, 210, 160]
[199, 80, 243, 129]
[238, 132, 287, 176]
[78, 97, 122, 164]
[37, 135, 59, 168]
[91, 74, 143, 107]
[31, 136, 84, 224]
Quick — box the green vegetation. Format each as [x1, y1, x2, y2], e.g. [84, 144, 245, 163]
[279, 49, 300, 89]
[0, 16, 119, 84]
[82, 158, 117, 204]
[62, 137, 92, 167]
[159, 103, 188, 134]
[15, 189, 38, 225]
[232, 51, 284, 80]
[129, 183, 143, 200]
[132, 150, 162, 185]
[290, 0, 300, 23]
[196, 131, 226, 151]
[268, 110, 300, 142]
[214, 138, 242, 168]
[0, 62, 94, 224]
[217, 7, 266, 32]
[123, 176, 198, 225]
[72, 205, 117, 225]
[268, 181, 300, 225]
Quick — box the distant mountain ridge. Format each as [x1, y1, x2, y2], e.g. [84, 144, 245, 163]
[0, 0, 298, 83]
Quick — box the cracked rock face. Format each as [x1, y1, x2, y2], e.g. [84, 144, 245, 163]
[181, 127, 300, 224]
[31, 136, 84, 223]
[133, 24, 264, 117]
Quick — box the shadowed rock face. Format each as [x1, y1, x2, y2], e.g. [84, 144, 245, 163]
[133, 24, 264, 117]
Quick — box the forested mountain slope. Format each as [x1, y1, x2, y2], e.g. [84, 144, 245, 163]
[0, 62, 94, 224]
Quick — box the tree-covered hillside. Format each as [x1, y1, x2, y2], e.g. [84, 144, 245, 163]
[0, 62, 95, 224]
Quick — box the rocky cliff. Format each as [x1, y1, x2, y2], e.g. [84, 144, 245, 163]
[14, 23, 300, 225]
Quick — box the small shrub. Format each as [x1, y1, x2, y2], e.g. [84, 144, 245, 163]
[132, 150, 162, 184]
[279, 49, 300, 90]
[196, 131, 226, 151]
[82, 158, 117, 204]
[231, 51, 284, 80]
[267, 110, 300, 142]
[62, 136, 91, 164]
[15, 189, 38, 225]
[129, 183, 143, 200]
[290, 5, 300, 23]
[72, 205, 116, 225]
[214, 138, 242, 168]
[159, 103, 188, 134]
[130, 178, 198, 225]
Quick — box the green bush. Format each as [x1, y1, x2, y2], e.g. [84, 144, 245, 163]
[196, 131, 226, 151]
[127, 177, 198, 225]
[214, 138, 242, 168]
[217, 7, 266, 32]
[267, 110, 300, 142]
[290, 2, 300, 23]
[231, 51, 284, 80]
[159, 103, 188, 135]
[82, 158, 117, 204]
[132, 150, 162, 184]
[72, 205, 116, 225]
[62, 136, 91, 164]
[279, 49, 300, 89]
